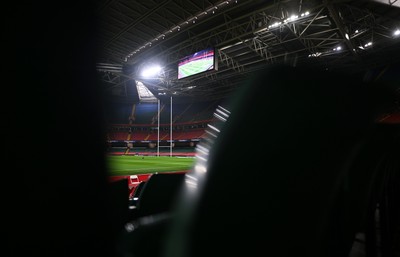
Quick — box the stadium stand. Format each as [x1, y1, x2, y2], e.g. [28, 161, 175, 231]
[106, 117, 210, 156]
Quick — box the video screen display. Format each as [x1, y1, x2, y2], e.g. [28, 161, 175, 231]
[178, 48, 217, 79]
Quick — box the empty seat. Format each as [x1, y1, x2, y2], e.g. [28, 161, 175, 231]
[128, 172, 186, 221]
[129, 180, 146, 208]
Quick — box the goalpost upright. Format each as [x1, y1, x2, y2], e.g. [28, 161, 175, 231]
[170, 96, 173, 157]
[157, 96, 173, 157]
[157, 98, 160, 157]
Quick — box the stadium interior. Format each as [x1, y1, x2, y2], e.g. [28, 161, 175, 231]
[101, 1, 399, 257]
[4, 1, 400, 257]
[100, 0, 400, 160]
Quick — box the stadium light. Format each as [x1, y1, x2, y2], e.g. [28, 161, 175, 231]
[141, 65, 162, 78]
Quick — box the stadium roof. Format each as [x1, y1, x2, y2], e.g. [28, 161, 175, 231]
[96, 0, 400, 104]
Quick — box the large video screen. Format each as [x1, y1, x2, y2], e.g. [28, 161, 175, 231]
[178, 47, 217, 79]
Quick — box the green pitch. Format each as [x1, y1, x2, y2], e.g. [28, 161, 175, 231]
[106, 155, 196, 176]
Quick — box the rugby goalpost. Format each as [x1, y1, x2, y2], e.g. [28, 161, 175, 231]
[157, 96, 173, 157]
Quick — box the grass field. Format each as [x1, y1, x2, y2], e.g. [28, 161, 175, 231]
[106, 155, 196, 176]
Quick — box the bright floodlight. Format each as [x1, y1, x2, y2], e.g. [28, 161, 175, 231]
[141, 65, 162, 78]
[394, 29, 400, 36]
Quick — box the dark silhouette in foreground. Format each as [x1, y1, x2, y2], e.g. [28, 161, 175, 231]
[3, 2, 399, 257]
